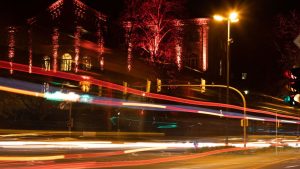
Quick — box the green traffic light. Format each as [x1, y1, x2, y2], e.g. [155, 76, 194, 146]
[283, 96, 291, 103]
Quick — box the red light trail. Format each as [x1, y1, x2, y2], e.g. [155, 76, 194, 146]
[0, 60, 300, 121]
[6, 147, 250, 169]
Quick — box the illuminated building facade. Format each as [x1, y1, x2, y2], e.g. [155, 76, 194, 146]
[182, 18, 209, 72]
[1, 0, 212, 85]
[11, 0, 107, 75]
[0, 0, 213, 131]
[123, 18, 210, 73]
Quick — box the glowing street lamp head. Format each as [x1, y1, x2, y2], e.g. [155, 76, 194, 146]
[229, 12, 239, 22]
[214, 12, 239, 23]
[213, 15, 224, 21]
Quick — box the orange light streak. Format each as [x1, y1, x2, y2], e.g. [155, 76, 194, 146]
[0, 85, 44, 98]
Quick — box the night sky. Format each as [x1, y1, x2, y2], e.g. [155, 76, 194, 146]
[0, 0, 299, 94]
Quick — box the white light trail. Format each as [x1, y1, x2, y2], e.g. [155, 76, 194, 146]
[247, 117, 264, 121]
[122, 102, 166, 109]
[197, 110, 224, 117]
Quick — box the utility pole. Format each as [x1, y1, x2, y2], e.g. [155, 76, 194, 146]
[68, 102, 73, 136]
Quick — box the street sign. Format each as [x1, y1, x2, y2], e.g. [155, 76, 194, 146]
[294, 34, 300, 49]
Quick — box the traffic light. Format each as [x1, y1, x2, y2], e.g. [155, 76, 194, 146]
[98, 85, 102, 96]
[201, 78, 206, 93]
[284, 94, 300, 106]
[285, 67, 300, 92]
[123, 81, 127, 95]
[157, 78, 161, 92]
[79, 81, 90, 92]
[240, 119, 248, 127]
[289, 67, 300, 79]
[283, 95, 296, 106]
[283, 67, 300, 106]
[146, 80, 151, 93]
[276, 120, 281, 128]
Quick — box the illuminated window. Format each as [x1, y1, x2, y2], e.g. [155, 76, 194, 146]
[61, 53, 72, 71]
[79, 81, 91, 92]
[43, 55, 51, 71]
[242, 73, 247, 80]
[82, 56, 92, 70]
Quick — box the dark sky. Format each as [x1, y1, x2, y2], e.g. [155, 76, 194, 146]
[0, 0, 299, 94]
[1, 0, 298, 23]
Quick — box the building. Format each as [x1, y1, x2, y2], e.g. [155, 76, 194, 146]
[0, 0, 217, 132]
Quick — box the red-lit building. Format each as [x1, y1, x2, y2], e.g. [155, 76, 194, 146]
[0, 0, 213, 87]
[0, 0, 216, 132]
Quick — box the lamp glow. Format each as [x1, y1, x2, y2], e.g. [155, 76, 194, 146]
[213, 15, 224, 21]
[229, 12, 239, 22]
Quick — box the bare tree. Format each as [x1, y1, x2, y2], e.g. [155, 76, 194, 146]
[0, 91, 51, 121]
[275, 10, 300, 69]
[122, 0, 185, 64]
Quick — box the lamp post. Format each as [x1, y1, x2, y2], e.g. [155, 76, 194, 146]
[213, 11, 239, 90]
[214, 12, 243, 146]
[213, 12, 239, 101]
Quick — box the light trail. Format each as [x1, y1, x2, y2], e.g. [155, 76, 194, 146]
[1, 61, 300, 122]
[0, 78, 299, 125]
[122, 102, 166, 109]
[0, 139, 298, 166]
[0, 155, 64, 161]
[197, 110, 224, 117]
[0, 85, 44, 98]
[0, 139, 298, 151]
[0, 147, 251, 169]
[247, 117, 265, 121]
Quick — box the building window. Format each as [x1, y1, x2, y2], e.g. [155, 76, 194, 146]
[43, 55, 51, 71]
[61, 53, 72, 71]
[242, 73, 247, 80]
[82, 56, 92, 70]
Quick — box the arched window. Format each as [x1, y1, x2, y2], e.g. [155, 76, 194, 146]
[82, 56, 92, 70]
[43, 55, 51, 71]
[61, 53, 72, 71]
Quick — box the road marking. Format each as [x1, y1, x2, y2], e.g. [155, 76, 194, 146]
[285, 165, 300, 168]
[252, 157, 299, 169]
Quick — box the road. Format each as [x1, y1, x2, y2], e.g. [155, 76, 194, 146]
[0, 130, 299, 168]
[261, 158, 300, 169]
[119, 150, 300, 169]
[0, 146, 298, 169]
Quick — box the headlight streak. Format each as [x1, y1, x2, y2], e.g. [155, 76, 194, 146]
[0, 147, 254, 168]
[122, 102, 166, 109]
[246, 117, 265, 121]
[197, 110, 224, 117]
[123, 147, 168, 154]
[0, 139, 298, 165]
[0, 85, 44, 98]
[280, 120, 297, 124]
[0, 155, 64, 161]
[0, 61, 300, 124]
[0, 140, 298, 151]
[0, 82, 299, 125]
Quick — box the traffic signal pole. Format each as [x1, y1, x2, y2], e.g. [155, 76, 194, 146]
[161, 84, 247, 148]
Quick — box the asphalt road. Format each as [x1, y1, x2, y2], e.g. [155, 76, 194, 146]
[0, 143, 299, 169]
[128, 150, 300, 169]
[0, 131, 299, 169]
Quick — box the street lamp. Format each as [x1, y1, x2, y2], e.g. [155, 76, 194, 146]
[213, 12, 239, 88]
[213, 11, 239, 92]
[214, 12, 244, 147]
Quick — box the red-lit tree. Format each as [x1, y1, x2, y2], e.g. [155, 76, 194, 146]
[122, 0, 185, 65]
[275, 10, 300, 69]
